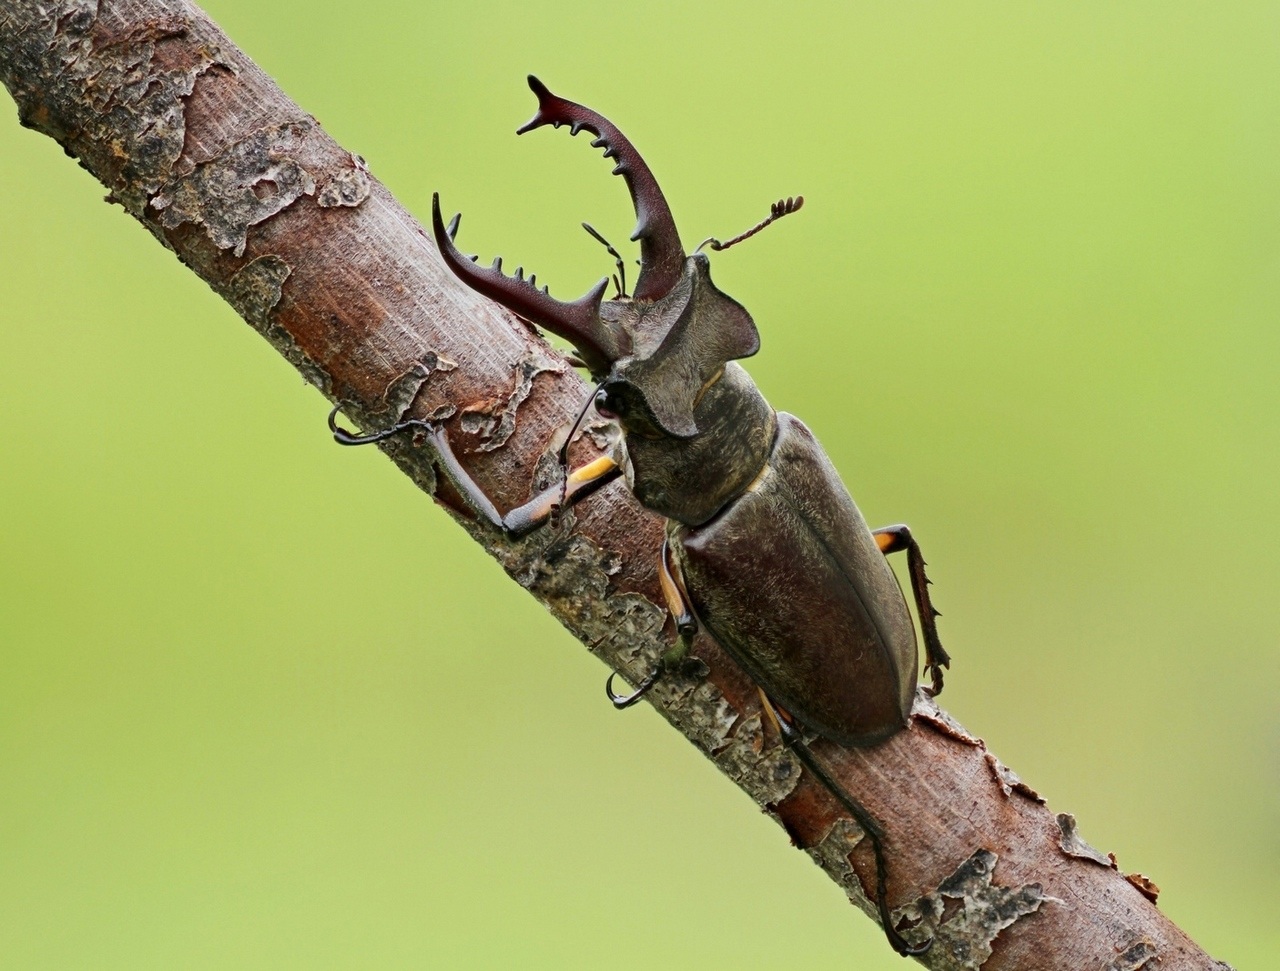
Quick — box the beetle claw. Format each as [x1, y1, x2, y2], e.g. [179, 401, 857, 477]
[328, 405, 438, 446]
[606, 667, 663, 709]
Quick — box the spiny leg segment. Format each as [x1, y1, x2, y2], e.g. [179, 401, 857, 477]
[873, 524, 949, 696]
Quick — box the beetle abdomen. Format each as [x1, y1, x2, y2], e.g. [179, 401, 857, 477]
[673, 414, 918, 747]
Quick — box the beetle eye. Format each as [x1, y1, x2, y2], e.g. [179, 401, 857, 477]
[594, 387, 628, 419]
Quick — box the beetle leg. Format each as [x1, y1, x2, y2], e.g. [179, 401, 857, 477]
[658, 536, 698, 642]
[329, 405, 437, 446]
[605, 668, 663, 709]
[607, 539, 703, 709]
[758, 690, 931, 959]
[329, 405, 621, 539]
[873, 524, 950, 697]
[500, 455, 621, 537]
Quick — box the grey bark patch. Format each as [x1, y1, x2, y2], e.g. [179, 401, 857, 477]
[696, 685, 747, 757]
[530, 446, 570, 496]
[223, 253, 326, 392]
[459, 349, 564, 452]
[807, 818, 874, 913]
[316, 152, 371, 208]
[581, 416, 618, 452]
[151, 120, 318, 255]
[895, 849, 1047, 969]
[676, 680, 742, 754]
[511, 532, 665, 663]
[1103, 935, 1158, 971]
[5, 4, 230, 213]
[531, 417, 621, 495]
[500, 527, 744, 756]
[227, 253, 290, 330]
[715, 713, 802, 805]
[1057, 812, 1114, 868]
[380, 351, 458, 421]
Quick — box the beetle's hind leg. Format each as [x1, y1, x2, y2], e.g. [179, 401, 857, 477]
[606, 538, 705, 709]
[759, 691, 931, 958]
[873, 524, 950, 696]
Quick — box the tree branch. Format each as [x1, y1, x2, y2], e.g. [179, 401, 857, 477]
[0, 2, 1233, 967]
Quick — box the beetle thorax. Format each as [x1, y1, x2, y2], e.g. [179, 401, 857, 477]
[618, 363, 775, 527]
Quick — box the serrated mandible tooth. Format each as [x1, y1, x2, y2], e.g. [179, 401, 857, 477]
[630, 211, 653, 242]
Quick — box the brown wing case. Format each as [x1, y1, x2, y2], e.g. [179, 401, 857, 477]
[674, 414, 918, 746]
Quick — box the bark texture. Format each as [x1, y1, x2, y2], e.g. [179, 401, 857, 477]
[0, 3, 1234, 968]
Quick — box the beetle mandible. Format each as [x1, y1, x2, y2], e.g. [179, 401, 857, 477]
[330, 76, 951, 957]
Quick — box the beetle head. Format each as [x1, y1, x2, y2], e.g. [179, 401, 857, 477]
[432, 76, 760, 439]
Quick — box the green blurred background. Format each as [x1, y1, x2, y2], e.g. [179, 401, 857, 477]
[2, 2, 1277, 967]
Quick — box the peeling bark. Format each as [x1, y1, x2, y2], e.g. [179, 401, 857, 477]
[459, 347, 565, 452]
[1057, 812, 1116, 869]
[1125, 872, 1162, 905]
[0, 2, 1234, 968]
[896, 850, 1049, 969]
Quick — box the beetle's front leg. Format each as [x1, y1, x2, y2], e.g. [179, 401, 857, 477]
[873, 524, 950, 696]
[328, 405, 621, 539]
[607, 536, 705, 708]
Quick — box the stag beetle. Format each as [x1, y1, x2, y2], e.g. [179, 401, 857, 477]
[330, 76, 950, 957]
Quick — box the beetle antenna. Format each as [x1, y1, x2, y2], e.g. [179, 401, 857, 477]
[582, 222, 628, 297]
[552, 380, 608, 525]
[696, 196, 805, 253]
